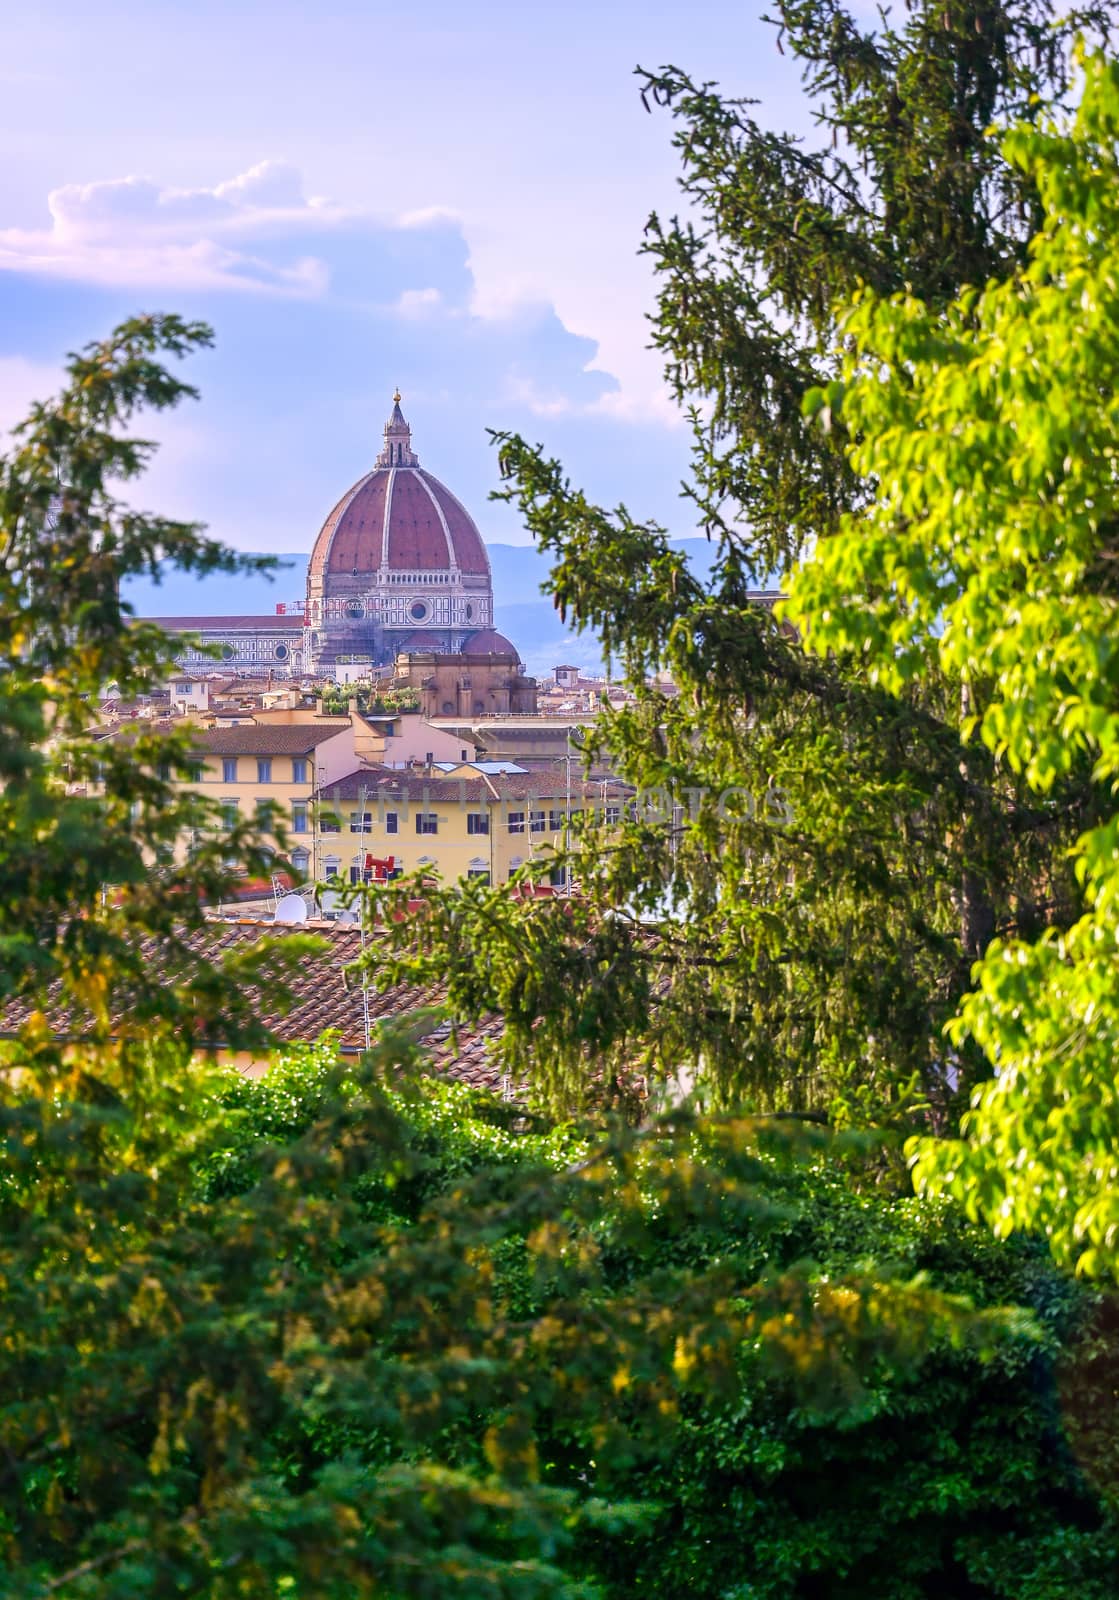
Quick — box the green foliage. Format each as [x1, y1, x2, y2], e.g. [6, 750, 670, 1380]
[640, 0, 1108, 573]
[3, 1038, 1114, 1597]
[6, 30, 1119, 1596]
[0, 1034, 594, 1597]
[196, 1030, 585, 1210]
[317, 686, 421, 716]
[573, 1171, 1119, 1600]
[785, 50, 1119, 1278]
[0, 315, 318, 1059]
[372, 688, 421, 713]
[359, 0, 1112, 1122]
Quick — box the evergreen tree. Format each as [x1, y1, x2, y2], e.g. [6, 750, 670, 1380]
[786, 50, 1119, 1279]
[3, 296, 1116, 1595]
[366, 0, 1112, 1122]
[0, 315, 314, 1066]
[4, 322, 1042, 1596]
[6, 1034, 1115, 1596]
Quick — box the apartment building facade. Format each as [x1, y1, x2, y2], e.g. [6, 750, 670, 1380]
[185, 722, 357, 873]
[227, 704, 475, 769]
[313, 763, 628, 887]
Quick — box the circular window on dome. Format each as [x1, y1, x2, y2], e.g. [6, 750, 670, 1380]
[464, 603, 474, 621]
[345, 600, 364, 618]
[220, 644, 235, 661]
[274, 643, 288, 661]
[410, 600, 428, 622]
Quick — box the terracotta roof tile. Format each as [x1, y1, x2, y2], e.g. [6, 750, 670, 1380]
[460, 629, 520, 656]
[0, 919, 510, 1094]
[316, 767, 489, 803]
[307, 466, 491, 581]
[197, 725, 350, 756]
[96, 717, 185, 743]
[140, 615, 300, 632]
[420, 471, 489, 575]
[385, 470, 455, 570]
[315, 764, 632, 805]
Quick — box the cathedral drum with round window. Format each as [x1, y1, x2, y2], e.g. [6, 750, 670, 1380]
[305, 393, 515, 673]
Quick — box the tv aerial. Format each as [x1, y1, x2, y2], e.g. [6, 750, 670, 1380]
[274, 893, 309, 924]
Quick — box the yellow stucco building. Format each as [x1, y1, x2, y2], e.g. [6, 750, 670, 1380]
[96, 713, 625, 891]
[314, 762, 627, 887]
[182, 721, 358, 874]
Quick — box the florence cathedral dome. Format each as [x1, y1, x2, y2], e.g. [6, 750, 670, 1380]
[305, 394, 515, 672]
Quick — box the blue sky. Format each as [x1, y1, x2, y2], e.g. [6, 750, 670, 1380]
[2, 0, 815, 565]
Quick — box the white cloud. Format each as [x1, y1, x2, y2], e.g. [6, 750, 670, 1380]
[501, 366, 682, 428]
[468, 271, 551, 326]
[587, 383, 682, 428]
[394, 286, 445, 319]
[397, 205, 463, 231]
[0, 161, 348, 295]
[0, 159, 682, 432]
[469, 266, 682, 429]
[501, 373, 574, 418]
[213, 161, 307, 212]
[46, 161, 314, 240]
[0, 233, 331, 295]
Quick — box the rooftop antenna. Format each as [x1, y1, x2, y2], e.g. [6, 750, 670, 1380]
[565, 726, 572, 892]
[357, 783, 372, 1051]
[311, 760, 328, 911]
[274, 893, 309, 924]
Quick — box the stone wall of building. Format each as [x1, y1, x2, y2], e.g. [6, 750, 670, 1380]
[392, 650, 539, 719]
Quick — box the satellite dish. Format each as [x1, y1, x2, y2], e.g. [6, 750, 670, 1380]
[274, 893, 309, 924]
[335, 908, 358, 925]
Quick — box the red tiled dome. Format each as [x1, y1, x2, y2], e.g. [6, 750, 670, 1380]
[462, 629, 519, 656]
[309, 458, 489, 581]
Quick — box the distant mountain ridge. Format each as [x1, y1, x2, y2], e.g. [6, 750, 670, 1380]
[121, 539, 721, 678]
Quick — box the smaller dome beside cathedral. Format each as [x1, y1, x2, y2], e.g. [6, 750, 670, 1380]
[459, 628, 519, 657]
